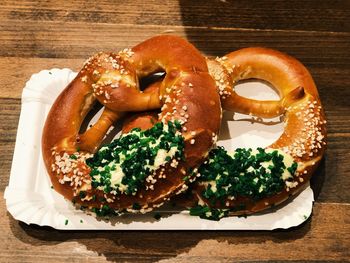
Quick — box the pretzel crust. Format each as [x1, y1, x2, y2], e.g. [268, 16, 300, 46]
[190, 47, 327, 214]
[42, 35, 221, 213]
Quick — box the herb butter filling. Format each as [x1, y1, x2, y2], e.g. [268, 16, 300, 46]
[86, 121, 184, 195]
[190, 147, 298, 220]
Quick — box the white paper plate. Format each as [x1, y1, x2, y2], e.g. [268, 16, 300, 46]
[4, 69, 314, 230]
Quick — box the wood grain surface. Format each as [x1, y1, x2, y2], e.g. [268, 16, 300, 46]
[1, 0, 349, 262]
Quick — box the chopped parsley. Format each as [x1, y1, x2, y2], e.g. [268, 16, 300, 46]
[79, 191, 86, 199]
[189, 205, 229, 221]
[189, 147, 298, 220]
[86, 121, 184, 195]
[92, 205, 119, 217]
[153, 212, 161, 220]
[132, 203, 141, 210]
[197, 147, 297, 203]
[189, 203, 246, 221]
[70, 154, 78, 160]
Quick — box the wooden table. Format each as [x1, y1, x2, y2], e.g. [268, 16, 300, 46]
[1, 1, 349, 262]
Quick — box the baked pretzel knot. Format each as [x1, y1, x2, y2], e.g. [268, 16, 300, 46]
[187, 48, 327, 217]
[42, 35, 221, 215]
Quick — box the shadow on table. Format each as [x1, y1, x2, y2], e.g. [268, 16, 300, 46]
[176, 0, 279, 58]
[10, 212, 312, 262]
[310, 157, 326, 201]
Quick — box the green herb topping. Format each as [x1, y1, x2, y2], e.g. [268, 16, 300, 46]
[189, 204, 229, 221]
[70, 154, 78, 160]
[190, 147, 298, 220]
[189, 203, 247, 221]
[91, 205, 119, 217]
[153, 212, 161, 220]
[86, 121, 184, 195]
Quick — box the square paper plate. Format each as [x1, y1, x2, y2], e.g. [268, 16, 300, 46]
[4, 69, 314, 230]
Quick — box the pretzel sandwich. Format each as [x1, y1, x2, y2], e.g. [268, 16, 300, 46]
[42, 35, 221, 215]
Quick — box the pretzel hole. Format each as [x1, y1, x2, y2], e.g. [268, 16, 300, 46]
[79, 101, 103, 134]
[218, 80, 283, 150]
[80, 72, 165, 135]
[235, 79, 280, 101]
[79, 102, 122, 146]
[78, 70, 166, 151]
[139, 72, 165, 91]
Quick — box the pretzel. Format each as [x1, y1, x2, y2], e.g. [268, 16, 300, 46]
[42, 35, 221, 215]
[119, 47, 327, 219]
[188, 47, 327, 218]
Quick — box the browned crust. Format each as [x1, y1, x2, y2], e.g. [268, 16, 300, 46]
[191, 47, 327, 215]
[42, 35, 221, 212]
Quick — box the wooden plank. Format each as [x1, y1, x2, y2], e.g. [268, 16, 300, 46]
[0, 57, 84, 98]
[179, 0, 350, 33]
[0, 21, 349, 59]
[311, 150, 350, 203]
[1, 98, 349, 203]
[1, 0, 349, 32]
[1, 199, 349, 262]
[0, 21, 183, 58]
[0, 24, 349, 98]
[0, 98, 19, 190]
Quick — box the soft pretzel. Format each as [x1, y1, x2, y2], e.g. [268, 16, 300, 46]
[188, 48, 327, 218]
[42, 35, 221, 215]
[118, 47, 327, 219]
